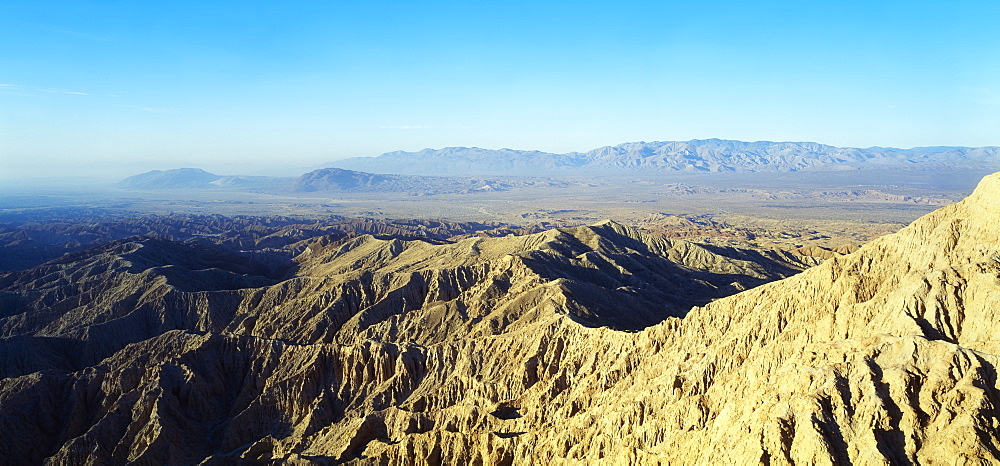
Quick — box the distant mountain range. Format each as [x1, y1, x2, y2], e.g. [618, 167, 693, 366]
[328, 139, 1000, 175]
[116, 139, 1000, 191]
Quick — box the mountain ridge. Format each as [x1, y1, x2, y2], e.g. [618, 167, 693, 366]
[330, 139, 1000, 176]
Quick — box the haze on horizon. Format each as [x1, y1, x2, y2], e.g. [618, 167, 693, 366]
[2, 0, 998, 180]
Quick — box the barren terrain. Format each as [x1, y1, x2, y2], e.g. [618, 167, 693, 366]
[1, 166, 998, 463]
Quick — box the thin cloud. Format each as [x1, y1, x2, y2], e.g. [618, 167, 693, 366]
[0, 83, 108, 98]
[37, 24, 110, 42]
[0, 83, 37, 97]
[42, 88, 91, 96]
[3, 84, 177, 113]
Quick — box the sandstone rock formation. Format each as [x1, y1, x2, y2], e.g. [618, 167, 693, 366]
[2, 173, 1000, 464]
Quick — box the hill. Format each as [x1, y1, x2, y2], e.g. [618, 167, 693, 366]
[117, 168, 223, 189]
[291, 168, 399, 192]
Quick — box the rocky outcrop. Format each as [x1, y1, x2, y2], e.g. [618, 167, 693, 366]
[3, 173, 1000, 463]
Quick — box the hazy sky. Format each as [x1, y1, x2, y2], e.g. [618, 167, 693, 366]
[2, 0, 999, 178]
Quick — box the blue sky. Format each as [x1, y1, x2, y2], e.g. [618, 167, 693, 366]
[2, 0, 999, 178]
